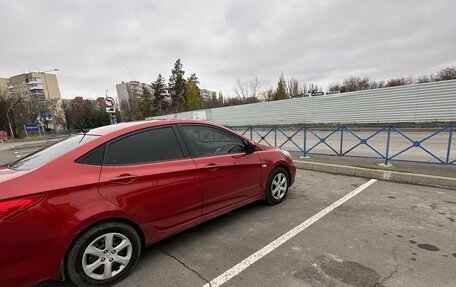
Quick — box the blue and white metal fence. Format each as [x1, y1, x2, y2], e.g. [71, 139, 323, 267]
[229, 125, 456, 165]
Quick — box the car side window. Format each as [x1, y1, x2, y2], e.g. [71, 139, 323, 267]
[105, 127, 184, 165]
[181, 125, 246, 157]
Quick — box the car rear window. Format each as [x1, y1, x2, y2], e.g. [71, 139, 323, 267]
[8, 134, 100, 171]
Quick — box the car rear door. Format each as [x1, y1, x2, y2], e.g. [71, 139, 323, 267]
[98, 125, 202, 230]
[178, 124, 262, 215]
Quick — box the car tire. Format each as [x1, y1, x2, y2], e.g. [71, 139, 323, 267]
[265, 167, 290, 205]
[66, 221, 142, 287]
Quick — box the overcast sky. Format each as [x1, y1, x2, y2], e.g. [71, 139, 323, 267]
[1, 0, 456, 99]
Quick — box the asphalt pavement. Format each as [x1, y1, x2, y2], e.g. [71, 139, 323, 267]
[0, 139, 56, 164]
[37, 170, 456, 287]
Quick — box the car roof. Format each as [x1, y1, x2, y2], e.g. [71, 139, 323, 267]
[88, 119, 222, 136]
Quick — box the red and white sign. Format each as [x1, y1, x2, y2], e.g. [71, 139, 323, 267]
[105, 97, 116, 108]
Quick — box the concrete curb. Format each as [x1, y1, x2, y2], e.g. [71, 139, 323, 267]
[294, 160, 456, 190]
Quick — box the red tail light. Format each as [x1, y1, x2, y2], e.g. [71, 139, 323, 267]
[0, 195, 45, 223]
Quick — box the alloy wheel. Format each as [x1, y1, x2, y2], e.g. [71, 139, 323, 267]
[271, 172, 288, 200]
[82, 232, 133, 280]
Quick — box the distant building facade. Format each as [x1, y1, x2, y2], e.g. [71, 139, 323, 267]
[0, 78, 9, 99]
[1, 72, 65, 134]
[200, 89, 217, 101]
[116, 81, 152, 121]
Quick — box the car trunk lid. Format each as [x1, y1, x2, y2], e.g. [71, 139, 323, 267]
[0, 166, 28, 184]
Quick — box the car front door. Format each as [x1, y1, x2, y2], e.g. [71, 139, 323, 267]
[98, 126, 202, 230]
[178, 124, 262, 215]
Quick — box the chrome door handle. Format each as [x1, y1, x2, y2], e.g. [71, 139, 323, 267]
[111, 174, 139, 184]
[203, 164, 220, 171]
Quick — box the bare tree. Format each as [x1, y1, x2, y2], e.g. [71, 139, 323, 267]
[249, 76, 260, 99]
[435, 67, 456, 81]
[233, 78, 250, 98]
[287, 78, 300, 98]
[300, 82, 309, 96]
[233, 77, 261, 99]
[328, 82, 341, 92]
[342, 76, 371, 92]
[385, 78, 403, 87]
[261, 88, 276, 101]
[308, 83, 322, 94]
[416, 75, 431, 83]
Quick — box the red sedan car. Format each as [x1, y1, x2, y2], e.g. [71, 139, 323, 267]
[0, 120, 295, 286]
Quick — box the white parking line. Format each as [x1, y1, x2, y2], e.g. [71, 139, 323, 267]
[202, 178, 377, 287]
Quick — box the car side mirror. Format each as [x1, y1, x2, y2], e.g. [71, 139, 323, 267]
[245, 141, 255, 154]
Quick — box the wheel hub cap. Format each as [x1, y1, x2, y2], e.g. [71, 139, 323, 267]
[82, 232, 133, 280]
[272, 173, 288, 200]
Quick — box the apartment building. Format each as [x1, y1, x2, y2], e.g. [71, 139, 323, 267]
[3, 72, 64, 131]
[0, 78, 10, 98]
[116, 81, 152, 120]
[200, 88, 217, 101]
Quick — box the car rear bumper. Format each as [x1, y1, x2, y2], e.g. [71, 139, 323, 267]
[0, 234, 62, 286]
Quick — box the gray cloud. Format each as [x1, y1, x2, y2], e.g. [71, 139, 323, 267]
[1, 0, 455, 99]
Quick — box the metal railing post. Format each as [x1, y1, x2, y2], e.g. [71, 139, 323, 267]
[303, 126, 307, 157]
[445, 125, 453, 164]
[274, 127, 277, 147]
[249, 127, 253, 140]
[339, 126, 344, 156]
[385, 126, 391, 165]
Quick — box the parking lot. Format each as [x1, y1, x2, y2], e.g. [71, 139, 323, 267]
[38, 169, 456, 287]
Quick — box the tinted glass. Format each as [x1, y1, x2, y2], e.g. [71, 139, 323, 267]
[75, 144, 105, 165]
[181, 125, 246, 157]
[8, 134, 100, 171]
[105, 127, 183, 165]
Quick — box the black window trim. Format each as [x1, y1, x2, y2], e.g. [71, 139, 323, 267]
[176, 123, 249, 159]
[75, 143, 106, 166]
[102, 125, 190, 166]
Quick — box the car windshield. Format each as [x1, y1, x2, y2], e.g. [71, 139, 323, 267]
[8, 134, 100, 171]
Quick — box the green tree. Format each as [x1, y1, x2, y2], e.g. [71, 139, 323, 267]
[139, 84, 153, 118]
[187, 73, 200, 86]
[185, 81, 203, 111]
[168, 59, 186, 112]
[0, 97, 10, 134]
[65, 98, 109, 129]
[152, 74, 168, 115]
[276, 74, 289, 100]
[185, 73, 202, 111]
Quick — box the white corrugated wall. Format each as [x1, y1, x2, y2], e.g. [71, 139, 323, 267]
[151, 79, 456, 125]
